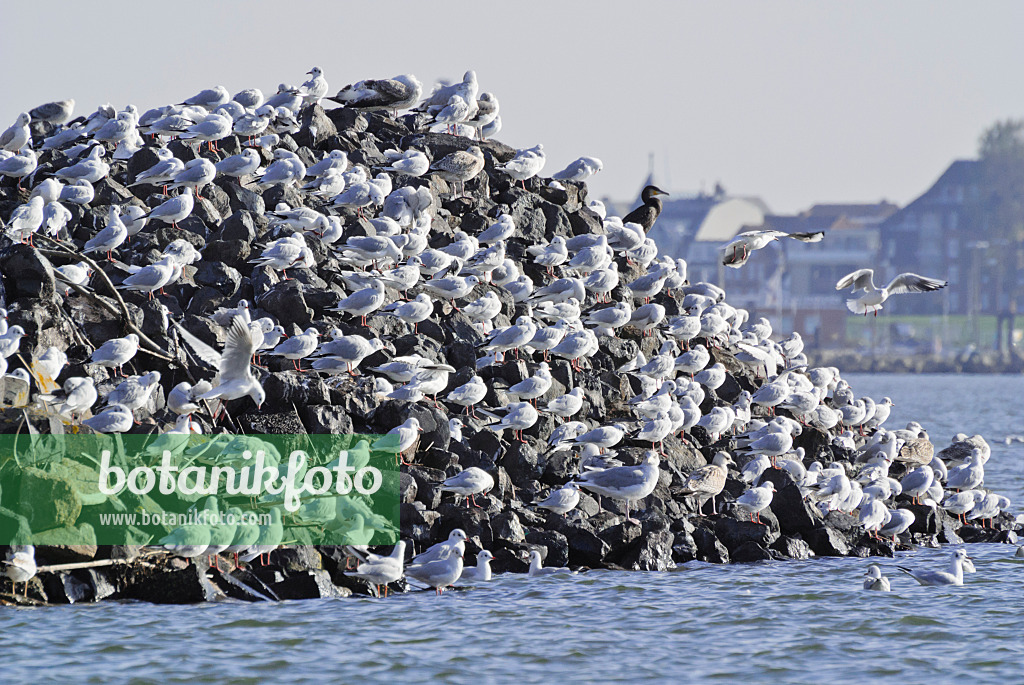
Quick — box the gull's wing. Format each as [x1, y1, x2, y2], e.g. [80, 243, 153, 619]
[835, 268, 875, 292]
[787, 231, 825, 243]
[168, 319, 221, 369]
[220, 316, 259, 381]
[884, 273, 947, 296]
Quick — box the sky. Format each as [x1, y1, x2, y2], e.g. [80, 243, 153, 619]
[3, 1, 1024, 214]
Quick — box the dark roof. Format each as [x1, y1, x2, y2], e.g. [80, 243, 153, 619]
[881, 159, 980, 230]
[804, 202, 899, 221]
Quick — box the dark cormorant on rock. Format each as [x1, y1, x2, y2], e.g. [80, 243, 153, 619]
[623, 185, 669, 232]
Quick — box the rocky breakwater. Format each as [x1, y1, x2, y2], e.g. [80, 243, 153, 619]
[0, 72, 1021, 604]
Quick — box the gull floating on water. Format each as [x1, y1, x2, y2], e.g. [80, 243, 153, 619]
[863, 564, 891, 591]
[897, 549, 972, 586]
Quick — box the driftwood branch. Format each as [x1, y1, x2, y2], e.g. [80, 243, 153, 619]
[35, 239, 178, 366]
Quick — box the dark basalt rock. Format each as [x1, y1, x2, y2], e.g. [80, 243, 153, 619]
[1, 76, 1012, 606]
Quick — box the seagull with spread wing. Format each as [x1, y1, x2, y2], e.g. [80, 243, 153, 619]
[722, 229, 824, 267]
[198, 316, 265, 415]
[835, 268, 947, 316]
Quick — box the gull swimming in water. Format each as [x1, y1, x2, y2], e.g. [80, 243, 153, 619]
[863, 564, 891, 591]
[528, 550, 573, 577]
[836, 269, 947, 316]
[458, 550, 495, 582]
[897, 548, 972, 586]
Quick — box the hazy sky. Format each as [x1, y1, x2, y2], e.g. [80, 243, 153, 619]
[3, 1, 1023, 213]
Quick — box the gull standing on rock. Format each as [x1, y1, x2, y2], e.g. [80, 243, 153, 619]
[82, 403, 134, 433]
[344, 541, 406, 597]
[372, 418, 422, 464]
[142, 187, 195, 229]
[88, 333, 139, 376]
[328, 74, 423, 115]
[553, 156, 603, 182]
[3, 545, 36, 598]
[84, 205, 127, 260]
[482, 402, 539, 443]
[733, 481, 776, 523]
[535, 482, 582, 517]
[430, 145, 485, 197]
[439, 467, 494, 507]
[680, 452, 734, 515]
[1, 113, 32, 152]
[498, 144, 545, 188]
[269, 327, 321, 371]
[577, 451, 661, 523]
[446, 375, 487, 417]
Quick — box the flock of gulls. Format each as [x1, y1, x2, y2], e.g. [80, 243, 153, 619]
[0, 66, 1015, 601]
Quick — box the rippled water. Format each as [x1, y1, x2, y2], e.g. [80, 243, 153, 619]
[4, 374, 1023, 683]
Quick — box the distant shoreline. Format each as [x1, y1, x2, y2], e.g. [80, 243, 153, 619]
[808, 350, 1024, 374]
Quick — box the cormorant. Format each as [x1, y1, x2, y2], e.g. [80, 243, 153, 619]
[623, 185, 669, 232]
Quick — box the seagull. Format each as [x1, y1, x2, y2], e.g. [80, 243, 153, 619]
[328, 74, 423, 114]
[88, 333, 139, 376]
[481, 402, 539, 443]
[106, 371, 162, 415]
[31, 98, 75, 124]
[836, 269, 947, 316]
[498, 144, 546, 188]
[3, 545, 36, 598]
[0, 112, 31, 152]
[577, 451, 661, 523]
[535, 482, 582, 517]
[458, 550, 496, 583]
[527, 550, 572, 577]
[552, 156, 603, 182]
[405, 550, 464, 595]
[82, 403, 134, 433]
[269, 327, 321, 371]
[431, 146, 485, 197]
[311, 335, 391, 376]
[680, 452, 734, 515]
[371, 418, 422, 464]
[116, 256, 176, 299]
[733, 482, 776, 523]
[863, 564, 891, 591]
[329, 280, 386, 327]
[83, 205, 128, 260]
[897, 549, 972, 586]
[439, 467, 494, 508]
[343, 541, 406, 597]
[445, 375, 487, 417]
[198, 317, 266, 415]
[38, 377, 97, 422]
[142, 187, 195, 229]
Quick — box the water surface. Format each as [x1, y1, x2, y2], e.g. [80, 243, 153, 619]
[3, 374, 1022, 683]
